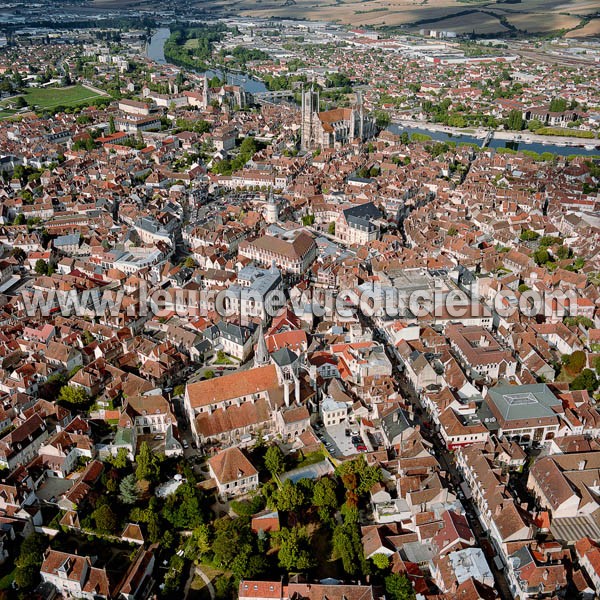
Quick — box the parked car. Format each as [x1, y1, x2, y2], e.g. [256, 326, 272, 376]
[356, 445, 367, 452]
[182, 440, 189, 449]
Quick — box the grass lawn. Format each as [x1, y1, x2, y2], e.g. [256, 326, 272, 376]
[537, 127, 595, 139]
[0, 109, 16, 120]
[295, 450, 325, 469]
[23, 85, 106, 109]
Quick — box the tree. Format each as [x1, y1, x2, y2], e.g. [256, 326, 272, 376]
[506, 110, 524, 131]
[372, 553, 390, 570]
[119, 474, 139, 505]
[373, 109, 391, 129]
[92, 504, 118, 534]
[275, 479, 305, 513]
[313, 477, 338, 512]
[14, 532, 46, 590]
[385, 574, 416, 600]
[189, 524, 212, 557]
[265, 445, 286, 477]
[447, 227, 458, 237]
[34, 258, 48, 275]
[563, 350, 586, 376]
[109, 116, 116, 134]
[527, 119, 543, 132]
[184, 256, 196, 268]
[106, 447, 129, 469]
[332, 522, 369, 576]
[212, 517, 253, 568]
[13, 213, 25, 225]
[336, 456, 382, 496]
[549, 97, 568, 112]
[571, 369, 599, 393]
[162, 482, 207, 529]
[135, 441, 160, 483]
[58, 386, 88, 405]
[520, 229, 539, 241]
[273, 526, 314, 571]
[328, 222, 335, 235]
[533, 248, 550, 265]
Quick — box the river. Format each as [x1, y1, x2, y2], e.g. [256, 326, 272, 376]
[147, 28, 597, 157]
[146, 27, 267, 94]
[388, 124, 600, 158]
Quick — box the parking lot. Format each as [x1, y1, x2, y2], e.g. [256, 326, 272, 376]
[316, 422, 364, 457]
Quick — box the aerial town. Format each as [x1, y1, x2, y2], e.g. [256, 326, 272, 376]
[0, 4, 599, 600]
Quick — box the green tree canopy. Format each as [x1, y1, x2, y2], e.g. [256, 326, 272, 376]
[275, 479, 305, 513]
[372, 553, 390, 570]
[273, 526, 314, 571]
[58, 386, 88, 405]
[162, 482, 207, 529]
[313, 477, 338, 512]
[332, 522, 369, 577]
[34, 258, 48, 275]
[265, 445, 286, 477]
[14, 532, 47, 590]
[571, 369, 599, 393]
[92, 504, 118, 534]
[385, 574, 416, 600]
[135, 441, 161, 483]
[119, 473, 139, 505]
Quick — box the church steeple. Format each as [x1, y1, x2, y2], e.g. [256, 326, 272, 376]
[254, 322, 270, 367]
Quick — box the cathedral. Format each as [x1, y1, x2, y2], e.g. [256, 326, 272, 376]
[300, 86, 377, 151]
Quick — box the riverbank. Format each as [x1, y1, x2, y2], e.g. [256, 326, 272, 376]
[389, 120, 600, 157]
[392, 118, 599, 149]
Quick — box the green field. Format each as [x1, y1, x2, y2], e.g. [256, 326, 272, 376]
[537, 127, 596, 139]
[22, 85, 106, 109]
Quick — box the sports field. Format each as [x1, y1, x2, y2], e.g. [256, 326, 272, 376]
[22, 85, 106, 109]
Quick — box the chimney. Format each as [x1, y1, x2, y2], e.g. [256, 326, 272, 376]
[578, 460, 586, 471]
[495, 503, 503, 516]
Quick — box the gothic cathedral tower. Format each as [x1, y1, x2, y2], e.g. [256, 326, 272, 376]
[300, 86, 320, 151]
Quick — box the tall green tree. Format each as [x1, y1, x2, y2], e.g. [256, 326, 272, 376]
[14, 533, 47, 590]
[264, 445, 286, 477]
[119, 473, 139, 504]
[135, 441, 160, 482]
[332, 522, 369, 577]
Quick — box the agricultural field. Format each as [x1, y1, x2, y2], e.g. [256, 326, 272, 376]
[193, 0, 600, 37]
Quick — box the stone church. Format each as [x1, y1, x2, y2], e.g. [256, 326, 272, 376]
[300, 87, 377, 151]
